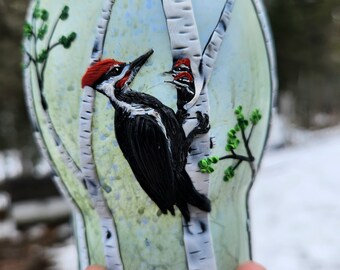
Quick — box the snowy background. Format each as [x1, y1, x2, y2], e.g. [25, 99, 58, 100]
[251, 115, 340, 270]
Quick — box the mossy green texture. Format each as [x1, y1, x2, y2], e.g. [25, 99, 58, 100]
[25, 0, 272, 269]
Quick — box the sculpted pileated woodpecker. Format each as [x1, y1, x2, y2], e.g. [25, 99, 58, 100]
[167, 58, 196, 123]
[81, 50, 211, 222]
[169, 58, 213, 150]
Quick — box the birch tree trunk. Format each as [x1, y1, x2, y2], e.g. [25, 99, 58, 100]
[24, 65, 90, 268]
[201, 0, 235, 84]
[162, 1, 235, 269]
[79, 1, 124, 269]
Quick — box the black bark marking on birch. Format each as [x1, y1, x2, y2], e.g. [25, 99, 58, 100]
[82, 179, 88, 189]
[199, 221, 206, 233]
[168, 16, 182, 20]
[205, 52, 214, 59]
[174, 46, 189, 50]
[220, 18, 227, 32]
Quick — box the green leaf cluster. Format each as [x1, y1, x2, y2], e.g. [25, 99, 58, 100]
[41, 10, 49, 21]
[24, 2, 49, 40]
[37, 24, 48, 40]
[225, 128, 240, 151]
[225, 106, 262, 152]
[60, 6, 69, 20]
[23, 22, 33, 39]
[223, 166, 235, 182]
[33, 5, 40, 19]
[59, 32, 77, 49]
[198, 105, 263, 183]
[33, 4, 49, 21]
[37, 49, 48, 63]
[250, 108, 262, 125]
[198, 156, 219, 173]
[234, 105, 249, 131]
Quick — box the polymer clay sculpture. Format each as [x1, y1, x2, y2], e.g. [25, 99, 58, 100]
[23, 0, 276, 269]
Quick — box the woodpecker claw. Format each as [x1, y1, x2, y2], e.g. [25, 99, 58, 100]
[195, 111, 210, 134]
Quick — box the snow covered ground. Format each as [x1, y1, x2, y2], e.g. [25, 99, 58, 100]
[47, 240, 78, 270]
[49, 122, 340, 270]
[251, 125, 340, 270]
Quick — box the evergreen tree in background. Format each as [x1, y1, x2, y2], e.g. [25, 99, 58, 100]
[266, 0, 340, 127]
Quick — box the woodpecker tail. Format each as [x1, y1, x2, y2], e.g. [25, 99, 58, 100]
[176, 170, 211, 222]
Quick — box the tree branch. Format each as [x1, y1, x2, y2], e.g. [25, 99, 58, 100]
[46, 17, 61, 50]
[220, 153, 253, 162]
[40, 16, 61, 89]
[25, 50, 37, 65]
[247, 124, 255, 144]
[49, 42, 61, 50]
[241, 128, 254, 161]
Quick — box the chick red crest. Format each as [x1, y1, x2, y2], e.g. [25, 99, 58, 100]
[173, 58, 191, 68]
[174, 71, 194, 82]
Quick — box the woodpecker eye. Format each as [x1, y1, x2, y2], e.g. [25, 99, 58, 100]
[175, 65, 189, 72]
[176, 76, 192, 84]
[97, 64, 126, 85]
[110, 65, 124, 76]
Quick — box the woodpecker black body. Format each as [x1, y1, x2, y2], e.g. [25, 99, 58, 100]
[82, 50, 211, 222]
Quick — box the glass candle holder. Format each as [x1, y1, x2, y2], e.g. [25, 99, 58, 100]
[23, 0, 276, 269]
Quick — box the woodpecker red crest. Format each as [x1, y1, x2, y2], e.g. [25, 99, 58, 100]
[81, 59, 123, 88]
[173, 71, 193, 83]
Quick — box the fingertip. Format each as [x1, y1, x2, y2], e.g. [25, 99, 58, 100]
[237, 261, 266, 270]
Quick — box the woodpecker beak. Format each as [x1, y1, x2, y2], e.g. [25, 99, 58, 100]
[128, 49, 154, 81]
[164, 79, 175, 84]
[164, 80, 179, 87]
[163, 70, 173, 76]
